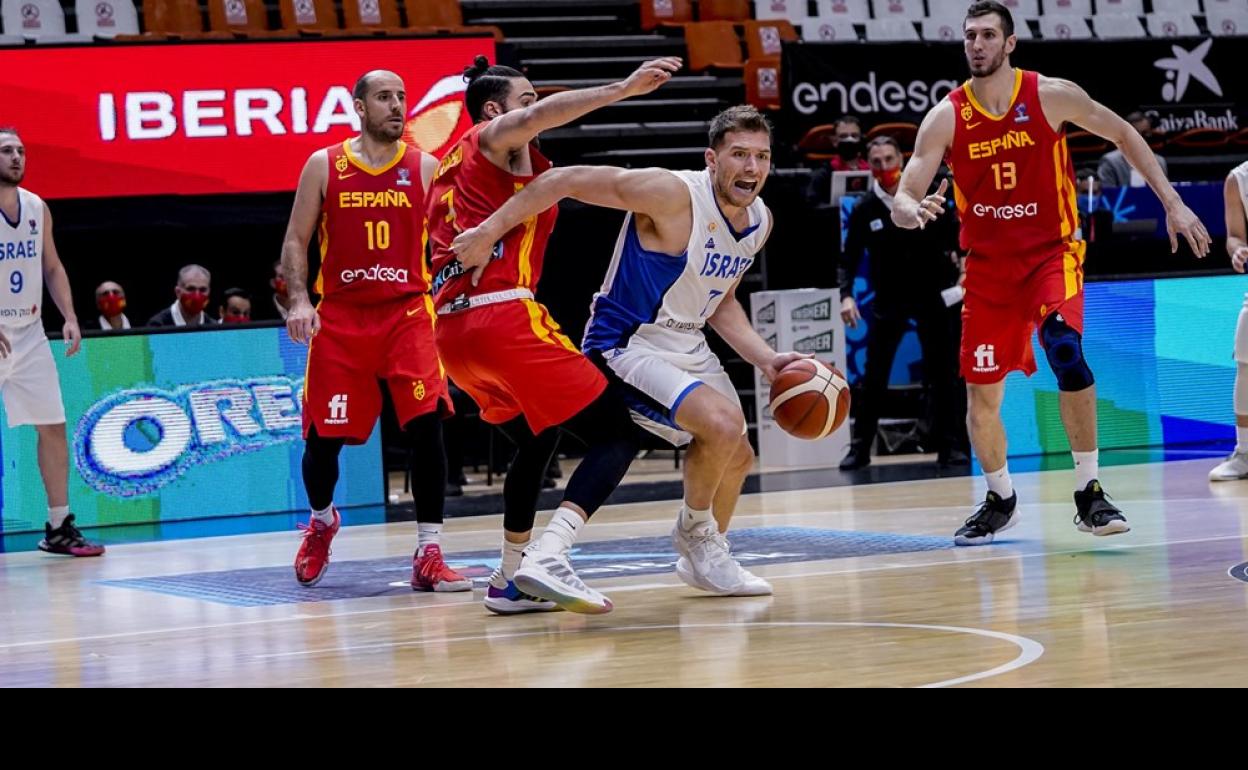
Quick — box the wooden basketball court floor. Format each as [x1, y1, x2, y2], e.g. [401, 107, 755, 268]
[2, 456, 1246, 687]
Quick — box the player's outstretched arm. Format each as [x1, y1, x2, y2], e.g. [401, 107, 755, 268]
[894, 100, 954, 230]
[480, 58, 681, 155]
[450, 165, 688, 283]
[1041, 76, 1210, 257]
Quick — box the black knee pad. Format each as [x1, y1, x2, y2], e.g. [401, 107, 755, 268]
[1040, 313, 1094, 392]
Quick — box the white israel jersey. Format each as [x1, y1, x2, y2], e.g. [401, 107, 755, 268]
[0, 187, 45, 328]
[583, 167, 770, 358]
[583, 168, 770, 446]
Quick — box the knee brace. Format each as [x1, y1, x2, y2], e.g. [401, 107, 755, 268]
[1040, 313, 1094, 392]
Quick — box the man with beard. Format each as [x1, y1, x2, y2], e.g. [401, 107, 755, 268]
[893, 1, 1211, 545]
[281, 70, 470, 593]
[425, 55, 680, 615]
[0, 126, 103, 556]
[452, 105, 807, 598]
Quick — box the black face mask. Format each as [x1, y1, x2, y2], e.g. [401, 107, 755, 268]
[837, 139, 861, 159]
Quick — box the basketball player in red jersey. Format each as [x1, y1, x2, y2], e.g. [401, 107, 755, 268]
[282, 70, 470, 592]
[425, 56, 680, 615]
[894, 1, 1211, 546]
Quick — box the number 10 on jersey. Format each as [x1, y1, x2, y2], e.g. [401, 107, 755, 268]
[365, 220, 390, 251]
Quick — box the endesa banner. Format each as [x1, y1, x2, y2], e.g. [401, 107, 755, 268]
[783, 36, 1247, 140]
[0, 37, 493, 199]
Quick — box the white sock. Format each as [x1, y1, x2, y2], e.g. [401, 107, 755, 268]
[501, 537, 528, 580]
[984, 465, 1014, 499]
[417, 522, 442, 556]
[536, 507, 585, 554]
[311, 504, 336, 526]
[48, 506, 69, 529]
[1073, 450, 1099, 491]
[1236, 426, 1248, 454]
[679, 502, 714, 532]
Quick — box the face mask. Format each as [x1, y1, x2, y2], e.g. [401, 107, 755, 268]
[872, 166, 902, 189]
[837, 138, 861, 159]
[274, 278, 288, 298]
[222, 313, 250, 324]
[179, 290, 209, 316]
[97, 294, 126, 317]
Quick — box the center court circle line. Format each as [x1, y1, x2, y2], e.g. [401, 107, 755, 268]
[254, 620, 1045, 688]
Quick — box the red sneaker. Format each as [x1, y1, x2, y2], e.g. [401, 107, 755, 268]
[411, 544, 472, 592]
[294, 508, 341, 586]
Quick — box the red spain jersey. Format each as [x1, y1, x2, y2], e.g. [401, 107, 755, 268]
[946, 69, 1080, 262]
[315, 140, 430, 302]
[426, 123, 559, 302]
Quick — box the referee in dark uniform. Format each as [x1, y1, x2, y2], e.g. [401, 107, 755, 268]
[839, 136, 970, 470]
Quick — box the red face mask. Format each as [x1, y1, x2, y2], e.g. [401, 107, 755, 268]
[179, 290, 210, 316]
[872, 166, 903, 190]
[222, 313, 250, 324]
[274, 278, 288, 298]
[97, 294, 126, 318]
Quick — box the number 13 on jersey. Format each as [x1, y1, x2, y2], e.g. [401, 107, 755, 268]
[992, 162, 1017, 191]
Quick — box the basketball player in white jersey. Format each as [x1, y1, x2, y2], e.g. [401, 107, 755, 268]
[1210, 161, 1248, 481]
[452, 106, 806, 596]
[0, 127, 103, 556]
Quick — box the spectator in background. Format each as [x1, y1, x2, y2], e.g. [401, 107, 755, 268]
[1098, 111, 1166, 188]
[270, 260, 291, 321]
[220, 288, 252, 324]
[830, 115, 870, 172]
[94, 281, 131, 331]
[804, 115, 872, 205]
[839, 136, 969, 470]
[147, 264, 216, 327]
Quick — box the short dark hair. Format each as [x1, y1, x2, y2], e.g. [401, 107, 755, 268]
[224, 288, 251, 303]
[835, 115, 862, 129]
[867, 135, 902, 154]
[965, 1, 1015, 38]
[708, 105, 772, 150]
[352, 73, 376, 101]
[463, 55, 525, 123]
[0, 126, 19, 139]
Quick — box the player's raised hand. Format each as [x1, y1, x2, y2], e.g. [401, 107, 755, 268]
[621, 57, 682, 98]
[917, 178, 949, 230]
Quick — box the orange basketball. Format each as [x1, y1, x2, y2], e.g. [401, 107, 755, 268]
[768, 359, 851, 440]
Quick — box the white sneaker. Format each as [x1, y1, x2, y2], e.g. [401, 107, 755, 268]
[672, 521, 758, 594]
[483, 568, 561, 616]
[676, 556, 773, 596]
[1209, 450, 1248, 481]
[513, 548, 613, 615]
